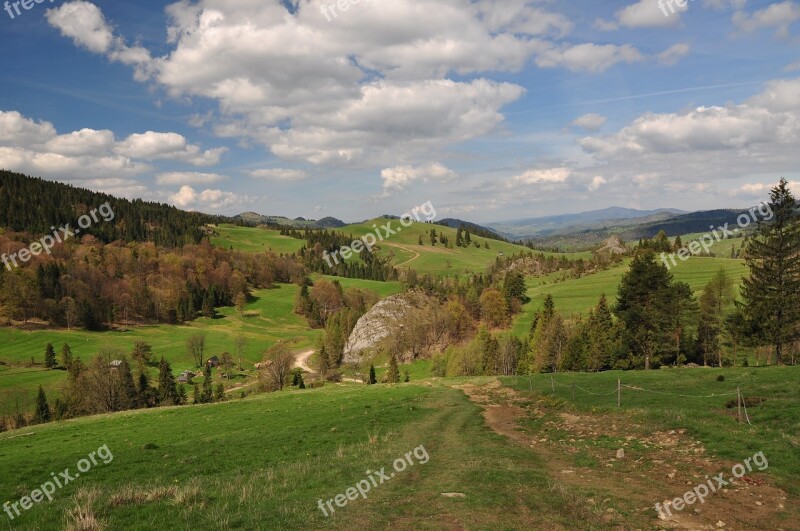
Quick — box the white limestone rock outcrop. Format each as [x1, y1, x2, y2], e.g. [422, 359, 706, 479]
[342, 295, 413, 363]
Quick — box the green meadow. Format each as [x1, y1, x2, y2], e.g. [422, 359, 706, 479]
[0, 382, 604, 530]
[505, 365, 800, 498]
[0, 277, 401, 407]
[210, 224, 307, 255]
[511, 256, 749, 336]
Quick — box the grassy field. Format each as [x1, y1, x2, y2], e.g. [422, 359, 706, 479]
[0, 382, 601, 530]
[210, 224, 306, 255]
[511, 257, 749, 336]
[0, 277, 402, 407]
[1, 366, 796, 529]
[504, 365, 800, 498]
[212, 219, 590, 278]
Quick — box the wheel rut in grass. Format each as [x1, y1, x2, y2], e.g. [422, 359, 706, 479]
[453, 379, 797, 530]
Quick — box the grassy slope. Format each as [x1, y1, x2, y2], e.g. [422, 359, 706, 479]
[0, 277, 402, 407]
[511, 257, 749, 336]
[0, 382, 598, 530]
[344, 218, 591, 277]
[213, 220, 590, 278]
[504, 366, 800, 498]
[210, 224, 306, 255]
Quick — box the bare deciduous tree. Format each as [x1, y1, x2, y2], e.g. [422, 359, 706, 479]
[187, 333, 206, 368]
[259, 343, 294, 392]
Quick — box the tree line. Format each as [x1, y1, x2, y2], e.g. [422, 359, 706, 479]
[0, 170, 225, 247]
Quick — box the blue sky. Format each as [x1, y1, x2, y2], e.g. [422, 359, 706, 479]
[0, 0, 798, 222]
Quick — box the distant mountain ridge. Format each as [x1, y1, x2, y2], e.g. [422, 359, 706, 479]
[487, 207, 687, 240]
[523, 209, 754, 252]
[235, 212, 346, 229]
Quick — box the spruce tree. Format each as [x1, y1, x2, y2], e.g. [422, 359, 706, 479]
[298, 375, 306, 389]
[137, 370, 151, 408]
[741, 179, 800, 364]
[44, 343, 56, 369]
[387, 354, 400, 383]
[214, 383, 225, 402]
[119, 358, 138, 409]
[60, 343, 73, 369]
[192, 384, 200, 404]
[369, 364, 377, 385]
[201, 363, 214, 403]
[33, 386, 51, 424]
[614, 250, 692, 369]
[157, 357, 180, 406]
[318, 344, 330, 378]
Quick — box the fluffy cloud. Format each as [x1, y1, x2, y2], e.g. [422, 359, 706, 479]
[577, 78, 800, 196]
[508, 167, 571, 186]
[155, 172, 228, 185]
[658, 43, 691, 66]
[169, 185, 243, 211]
[380, 163, 456, 194]
[45, 0, 113, 53]
[617, 0, 687, 28]
[115, 132, 226, 166]
[534, 43, 644, 73]
[46, 1, 154, 80]
[0, 110, 227, 179]
[47, 1, 666, 167]
[571, 114, 607, 131]
[0, 111, 56, 146]
[245, 169, 308, 181]
[733, 1, 800, 39]
[588, 176, 607, 192]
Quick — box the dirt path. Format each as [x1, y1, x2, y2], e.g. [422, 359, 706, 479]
[293, 349, 315, 372]
[453, 380, 796, 530]
[384, 243, 422, 268]
[292, 349, 362, 383]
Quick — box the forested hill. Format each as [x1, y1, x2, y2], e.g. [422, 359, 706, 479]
[0, 171, 227, 246]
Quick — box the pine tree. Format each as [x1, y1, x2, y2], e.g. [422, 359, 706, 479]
[119, 358, 138, 409]
[157, 357, 180, 406]
[201, 363, 214, 403]
[741, 179, 800, 365]
[614, 250, 693, 370]
[137, 370, 151, 408]
[214, 383, 225, 402]
[674, 235, 684, 252]
[192, 384, 200, 404]
[298, 375, 306, 389]
[368, 364, 377, 385]
[60, 343, 73, 369]
[697, 283, 721, 366]
[44, 343, 56, 369]
[387, 354, 400, 383]
[318, 344, 330, 377]
[33, 386, 51, 424]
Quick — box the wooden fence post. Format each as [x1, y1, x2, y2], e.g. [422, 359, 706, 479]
[737, 387, 742, 424]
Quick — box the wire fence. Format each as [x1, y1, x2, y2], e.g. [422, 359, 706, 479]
[515, 375, 756, 426]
